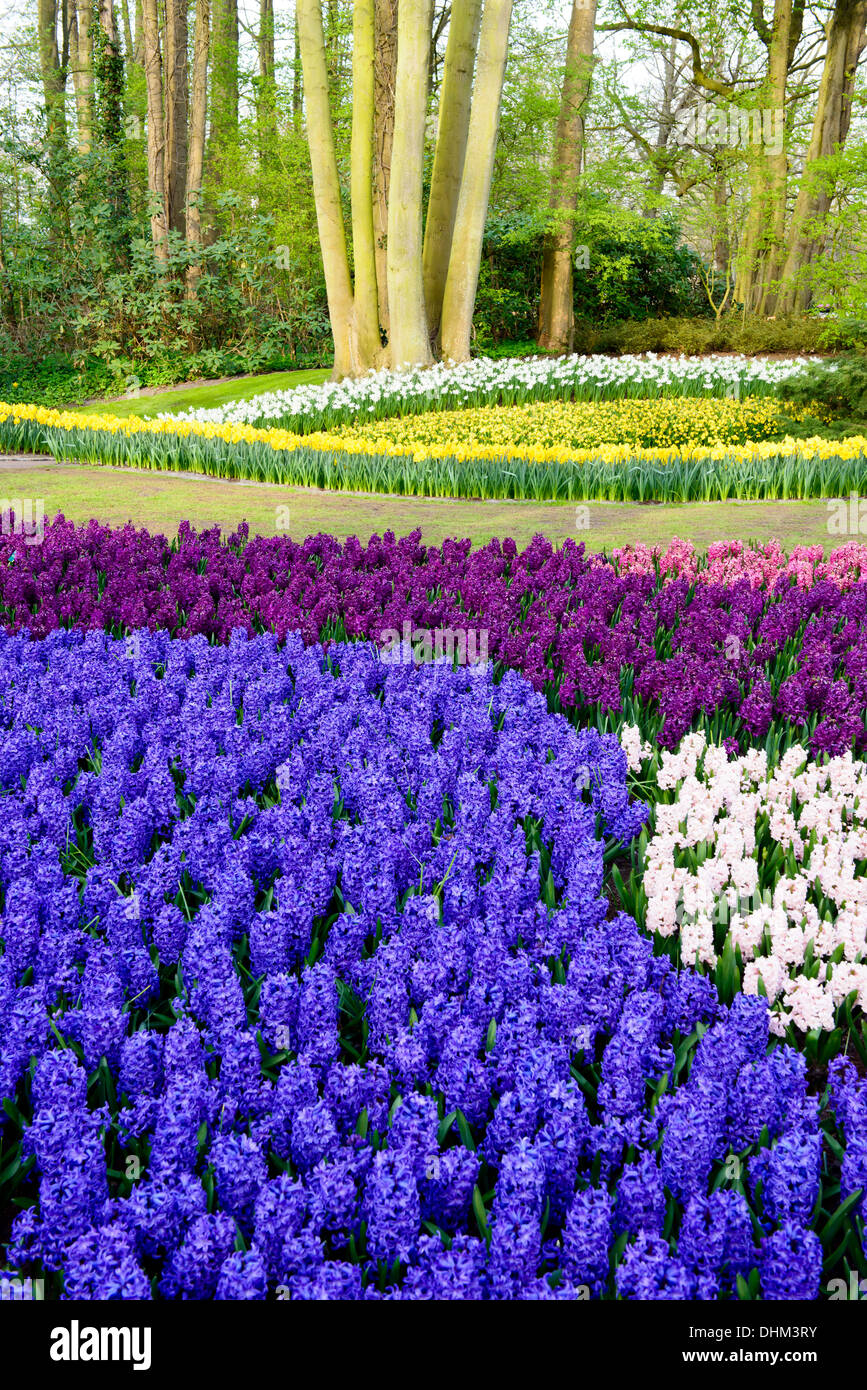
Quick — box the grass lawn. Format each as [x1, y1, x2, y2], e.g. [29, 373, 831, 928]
[75, 367, 331, 420]
[0, 460, 845, 551]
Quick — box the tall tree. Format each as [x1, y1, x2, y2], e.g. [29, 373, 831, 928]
[257, 0, 278, 170]
[142, 0, 169, 259]
[37, 0, 68, 153]
[373, 0, 398, 333]
[186, 0, 210, 294]
[440, 0, 513, 363]
[70, 0, 94, 154]
[292, 7, 304, 129]
[94, 0, 130, 233]
[350, 0, 383, 366]
[387, 0, 435, 368]
[422, 0, 483, 343]
[777, 0, 867, 310]
[735, 0, 805, 312]
[209, 0, 239, 218]
[537, 0, 598, 353]
[164, 0, 189, 235]
[297, 0, 356, 376]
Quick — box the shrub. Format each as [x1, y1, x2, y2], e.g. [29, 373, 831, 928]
[777, 353, 867, 421]
[582, 315, 832, 357]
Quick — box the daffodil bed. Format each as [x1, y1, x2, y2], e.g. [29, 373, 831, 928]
[1, 396, 866, 504]
[329, 397, 831, 452]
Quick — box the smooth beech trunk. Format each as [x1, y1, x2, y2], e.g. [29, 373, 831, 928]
[186, 0, 210, 297]
[71, 0, 94, 154]
[422, 0, 483, 341]
[387, 0, 435, 368]
[735, 0, 800, 312]
[165, 0, 189, 235]
[142, 0, 168, 260]
[350, 0, 383, 369]
[258, 0, 278, 168]
[373, 0, 397, 334]
[440, 0, 513, 364]
[37, 0, 67, 150]
[777, 0, 867, 312]
[537, 0, 598, 353]
[297, 0, 356, 378]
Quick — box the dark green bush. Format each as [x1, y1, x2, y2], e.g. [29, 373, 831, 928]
[777, 352, 867, 420]
[580, 315, 833, 357]
[473, 204, 710, 347]
[817, 318, 867, 352]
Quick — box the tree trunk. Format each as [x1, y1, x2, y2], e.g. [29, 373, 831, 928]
[735, 0, 803, 312]
[422, 0, 483, 342]
[297, 0, 356, 378]
[440, 0, 513, 364]
[777, 0, 867, 312]
[120, 0, 134, 68]
[94, 0, 130, 232]
[387, 0, 435, 368]
[208, 0, 239, 225]
[257, 0, 278, 169]
[293, 9, 303, 130]
[142, 0, 169, 259]
[37, 0, 68, 151]
[71, 0, 94, 153]
[537, 0, 598, 353]
[373, 0, 398, 335]
[134, 0, 145, 62]
[350, 0, 383, 368]
[165, 0, 189, 236]
[186, 0, 210, 296]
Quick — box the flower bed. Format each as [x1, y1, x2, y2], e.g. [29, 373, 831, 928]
[1, 526, 866, 1301]
[2, 401, 865, 503]
[1, 521, 865, 757]
[0, 630, 861, 1300]
[163, 352, 819, 433]
[328, 396, 827, 452]
[621, 732, 867, 1041]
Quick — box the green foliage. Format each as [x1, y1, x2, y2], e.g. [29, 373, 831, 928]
[473, 205, 710, 347]
[583, 315, 832, 357]
[778, 354, 867, 423]
[0, 159, 331, 396]
[817, 319, 867, 352]
[0, 355, 113, 408]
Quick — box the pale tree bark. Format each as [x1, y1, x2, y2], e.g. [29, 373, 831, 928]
[735, 0, 804, 312]
[120, 0, 134, 67]
[165, 0, 189, 235]
[186, 0, 210, 296]
[350, 0, 383, 368]
[70, 0, 94, 153]
[537, 0, 598, 353]
[211, 0, 239, 133]
[142, 0, 169, 259]
[387, 0, 435, 368]
[293, 8, 303, 130]
[777, 0, 867, 312]
[297, 0, 356, 377]
[440, 0, 513, 364]
[257, 0, 278, 168]
[422, 0, 483, 341]
[37, 0, 68, 151]
[208, 0, 239, 225]
[373, 0, 397, 334]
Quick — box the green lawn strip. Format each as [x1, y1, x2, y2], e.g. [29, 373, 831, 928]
[4, 464, 845, 550]
[74, 367, 332, 420]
